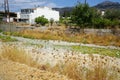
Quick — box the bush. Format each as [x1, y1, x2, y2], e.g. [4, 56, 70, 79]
[50, 18, 54, 26]
[93, 18, 111, 28]
[35, 16, 49, 26]
[0, 29, 2, 32]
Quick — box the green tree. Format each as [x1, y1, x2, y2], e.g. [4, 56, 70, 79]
[104, 9, 120, 20]
[35, 16, 49, 26]
[71, 3, 95, 28]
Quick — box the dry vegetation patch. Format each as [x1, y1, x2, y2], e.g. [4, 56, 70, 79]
[0, 60, 70, 80]
[4, 29, 120, 46]
[0, 45, 38, 67]
[47, 54, 120, 80]
[0, 44, 120, 80]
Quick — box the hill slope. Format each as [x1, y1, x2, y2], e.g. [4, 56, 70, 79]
[94, 1, 120, 9]
[53, 1, 120, 16]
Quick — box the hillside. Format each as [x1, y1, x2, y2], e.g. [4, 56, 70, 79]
[53, 1, 120, 16]
[53, 7, 73, 17]
[94, 1, 120, 9]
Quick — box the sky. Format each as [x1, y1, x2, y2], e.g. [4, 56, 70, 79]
[0, 0, 120, 12]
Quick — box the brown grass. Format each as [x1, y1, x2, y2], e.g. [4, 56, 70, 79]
[48, 58, 119, 80]
[5, 29, 120, 47]
[0, 45, 119, 80]
[0, 45, 39, 68]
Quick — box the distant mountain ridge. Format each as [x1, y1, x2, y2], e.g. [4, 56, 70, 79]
[53, 1, 120, 16]
[94, 1, 120, 9]
[52, 7, 73, 16]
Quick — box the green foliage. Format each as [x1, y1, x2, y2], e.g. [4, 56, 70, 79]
[0, 29, 2, 32]
[70, 3, 120, 29]
[50, 18, 54, 26]
[62, 11, 71, 17]
[71, 3, 95, 28]
[60, 17, 71, 26]
[55, 45, 120, 58]
[0, 35, 17, 42]
[71, 46, 120, 58]
[35, 16, 49, 26]
[104, 9, 120, 20]
[93, 18, 111, 28]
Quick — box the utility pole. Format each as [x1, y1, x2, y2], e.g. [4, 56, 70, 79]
[4, 0, 10, 22]
[85, 0, 87, 4]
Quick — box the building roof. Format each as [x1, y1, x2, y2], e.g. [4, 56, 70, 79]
[0, 11, 17, 17]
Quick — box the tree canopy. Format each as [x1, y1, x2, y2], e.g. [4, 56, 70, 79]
[71, 3, 95, 28]
[35, 16, 49, 26]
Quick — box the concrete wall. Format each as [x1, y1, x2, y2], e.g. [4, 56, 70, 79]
[0, 23, 120, 36]
[0, 23, 35, 32]
[84, 29, 120, 36]
[68, 28, 120, 36]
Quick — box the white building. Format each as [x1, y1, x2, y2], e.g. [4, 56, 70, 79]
[17, 7, 60, 24]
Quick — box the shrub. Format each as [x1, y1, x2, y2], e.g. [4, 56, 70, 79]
[0, 29, 2, 32]
[0, 35, 17, 42]
[93, 18, 111, 28]
[50, 18, 54, 26]
[35, 16, 49, 26]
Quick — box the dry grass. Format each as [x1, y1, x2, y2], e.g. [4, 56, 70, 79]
[4, 29, 120, 47]
[0, 45, 38, 68]
[0, 45, 119, 80]
[48, 55, 119, 80]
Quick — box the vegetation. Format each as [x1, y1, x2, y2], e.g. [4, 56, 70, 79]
[67, 3, 120, 29]
[0, 29, 2, 32]
[0, 35, 17, 42]
[50, 18, 54, 26]
[0, 45, 38, 67]
[35, 16, 49, 26]
[71, 46, 120, 58]
[50, 58, 119, 80]
[0, 45, 119, 80]
[4, 30, 120, 47]
[55, 45, 120, 58]
[71, 3, 95, 28]
[104, 9, 120, 21]
[24, 42, 43, 48]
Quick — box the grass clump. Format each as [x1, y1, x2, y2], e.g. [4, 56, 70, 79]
[24, 42, 43, 48]
[0, 45, 38, 67]
[71, 46, 120, 58]
[55, 45, 120, 58]
[0, 35, 17, 42]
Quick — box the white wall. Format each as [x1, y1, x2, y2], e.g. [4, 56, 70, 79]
[19, 7, 60, 24]
[17, 12, 21, 18]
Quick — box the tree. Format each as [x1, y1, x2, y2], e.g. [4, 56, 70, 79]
[35, 16, 49, 26]
[104, 9, 120, 20]
[71, 3, 95, 28]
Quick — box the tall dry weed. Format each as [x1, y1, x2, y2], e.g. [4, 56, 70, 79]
[0, 45, 39, 67]
[49, 56, 119, 80]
